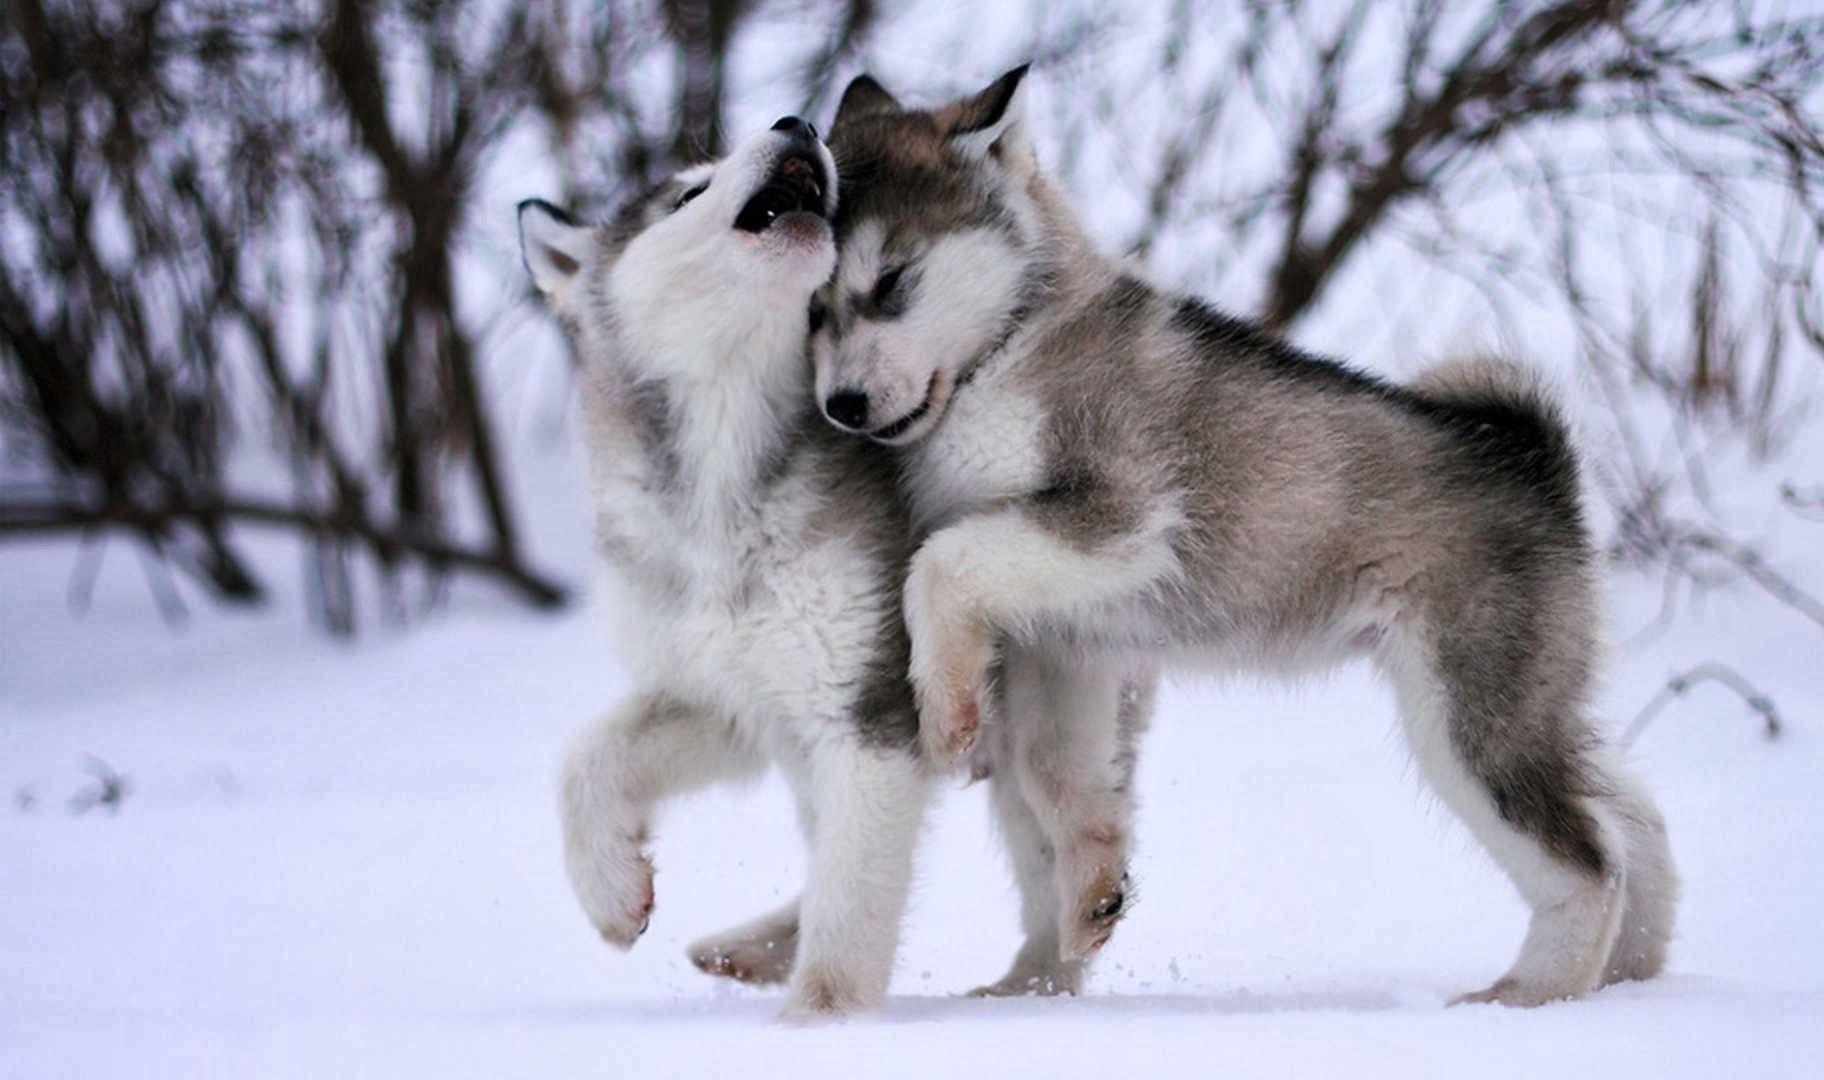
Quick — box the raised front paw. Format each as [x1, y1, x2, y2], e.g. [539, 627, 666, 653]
[904, 544, 997, 769]
[912, 616, 999, 766]
[564, 834, 655, 949]
[919, 678, 983, 767]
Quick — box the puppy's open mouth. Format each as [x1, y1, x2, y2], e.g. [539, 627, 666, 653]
[867, 374, 940, 443]
[734, 152, 828, 233]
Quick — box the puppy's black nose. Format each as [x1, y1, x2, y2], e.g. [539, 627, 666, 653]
[771, 115, 818, 141]
[824, 390, 869, 431]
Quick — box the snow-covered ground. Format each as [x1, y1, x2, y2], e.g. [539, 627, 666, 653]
[4, 456, 1822, 1079]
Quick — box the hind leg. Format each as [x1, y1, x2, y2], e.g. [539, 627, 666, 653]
[1602, 771, 1678, 984]
[560, 694, 765, 947]
[1381, 636, 1627, 1006]
[688, 899, 801, 985]
[970, 759, 1084, 996]
[1004, 646, 1154, 965]
[781, 738, 930, 1018]
[688, 775, 813, 985]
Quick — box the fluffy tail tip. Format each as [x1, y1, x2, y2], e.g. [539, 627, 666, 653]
[1410, 354, 1550, 410]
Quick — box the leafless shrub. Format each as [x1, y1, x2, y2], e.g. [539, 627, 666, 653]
[0, 1, 611, 632]
[4, 1, 1819, 661]
[1022, 1, 1823, 657]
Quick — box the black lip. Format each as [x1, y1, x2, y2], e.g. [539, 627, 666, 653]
[867, 375, 938, 442]
[734, 150, 829, 233]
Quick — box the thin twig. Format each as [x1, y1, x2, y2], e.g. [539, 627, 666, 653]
[1781, 482, 1824, 521]
[1676, 529, 1824, 632]
[1623, 661, 1783, 747]
[66, 526, 105, 615]
[0, 497, 567, 611]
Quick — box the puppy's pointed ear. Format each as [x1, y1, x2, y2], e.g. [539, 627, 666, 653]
[517, 198, 592, 306]
[832, 74, 902, 133]
[940, 64, 1032, 164]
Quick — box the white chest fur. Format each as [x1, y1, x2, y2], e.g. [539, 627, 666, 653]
[905, 378, 1047, 529]
[591, 462, 884, 739]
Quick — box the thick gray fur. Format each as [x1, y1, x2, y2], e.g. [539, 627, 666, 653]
[814, 68, 1677, 1006]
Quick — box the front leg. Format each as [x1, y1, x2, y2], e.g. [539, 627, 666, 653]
[559, 693, 764, 947]
[905, 501, 1179, 767]
[904, 560, 996, 766]
[781, 739, 930, 1019]
[970, 754, 1084, 997]
[1013, 654, 1156, 964]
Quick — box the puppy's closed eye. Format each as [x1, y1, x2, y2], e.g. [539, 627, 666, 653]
[868, 264, 911, 318]
[873, 266, 905, 304]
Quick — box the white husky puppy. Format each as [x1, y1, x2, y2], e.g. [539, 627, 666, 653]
[519, 116, 930, 1018]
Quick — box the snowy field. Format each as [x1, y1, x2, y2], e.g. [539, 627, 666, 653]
[6, 1, 1821, 1072]
[5, 469, 1823, 1080]
[0, 423, 1816, 1080]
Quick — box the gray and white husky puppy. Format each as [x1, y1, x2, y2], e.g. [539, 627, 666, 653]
[811, 69, 1677, 1006]
[518, 117, 930, 1018]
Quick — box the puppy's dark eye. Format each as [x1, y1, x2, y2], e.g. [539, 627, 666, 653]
[675, 184, 708, 211]
[872, 265, 906, 307]
[808, 301, 828, 334]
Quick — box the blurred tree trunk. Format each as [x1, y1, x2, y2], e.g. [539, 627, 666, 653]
[663, 0, 750, 160]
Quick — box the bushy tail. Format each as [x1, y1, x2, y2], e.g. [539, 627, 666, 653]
[1409, 354, 1553, 415]
[1409, 355, 1580, 493]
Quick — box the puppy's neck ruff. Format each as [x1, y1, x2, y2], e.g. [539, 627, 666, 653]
[637, 334, 805, 528]
[915, 175, 1113, 445]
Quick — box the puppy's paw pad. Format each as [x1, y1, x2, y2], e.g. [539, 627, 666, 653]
[967, 972, 1081, 998]
[688, 939, 793, 985]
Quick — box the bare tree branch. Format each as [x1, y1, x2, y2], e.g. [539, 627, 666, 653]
[1623, 662, 1783, 747]
[0, 496, 566, 610]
